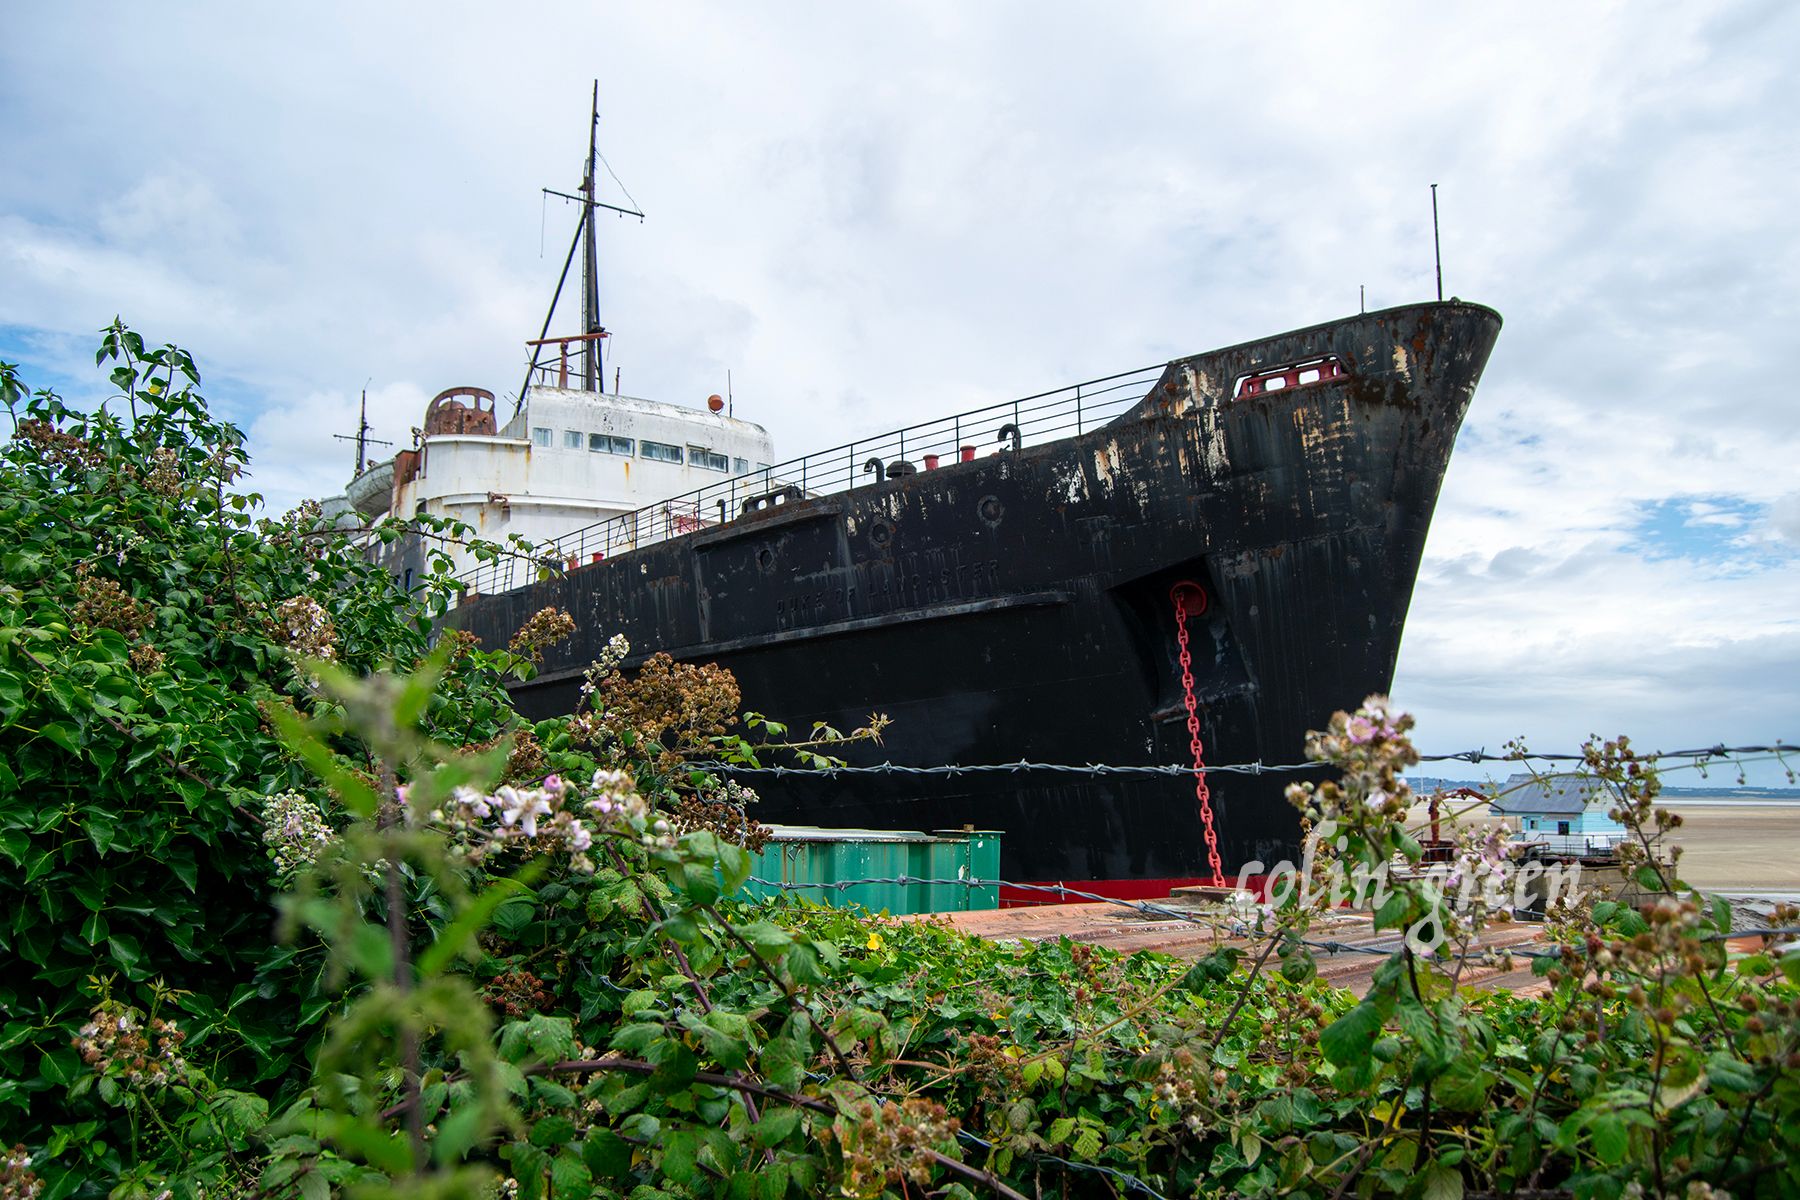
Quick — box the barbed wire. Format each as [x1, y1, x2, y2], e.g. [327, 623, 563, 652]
[698, 743, 1794, 780]
[746, 874, 1800, 962]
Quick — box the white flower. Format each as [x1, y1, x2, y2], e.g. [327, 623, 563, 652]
[518, 797, 552, 838]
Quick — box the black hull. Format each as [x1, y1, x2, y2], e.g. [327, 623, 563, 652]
[448, 302, 1501, 884]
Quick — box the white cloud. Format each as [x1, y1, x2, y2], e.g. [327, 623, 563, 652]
[3, 1, 1795, 781]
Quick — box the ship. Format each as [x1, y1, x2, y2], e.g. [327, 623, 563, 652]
[354, 94, 1503, 897]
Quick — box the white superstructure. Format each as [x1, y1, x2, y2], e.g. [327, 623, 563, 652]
[331, 86, 779, 586]
[345, 382, 773, 581]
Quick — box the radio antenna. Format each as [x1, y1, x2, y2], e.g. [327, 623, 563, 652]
[1430, 183, 1443, 301]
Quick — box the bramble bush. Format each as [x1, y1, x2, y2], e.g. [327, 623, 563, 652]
[3, 328, 1798, 1200]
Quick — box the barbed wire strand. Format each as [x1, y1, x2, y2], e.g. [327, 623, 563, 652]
[745, 875, 1800, 962]
[698, 743, 1794, 780]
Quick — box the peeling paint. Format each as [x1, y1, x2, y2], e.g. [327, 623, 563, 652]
[1091, 440, 1123, 489]
[1050, 462, 1087, 504]
[1391, 344, 1411, 381]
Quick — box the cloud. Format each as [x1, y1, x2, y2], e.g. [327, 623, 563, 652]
[3, 2, 1795, 782]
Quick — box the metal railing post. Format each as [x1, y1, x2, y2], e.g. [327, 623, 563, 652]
[1076, 385, 1082, 435]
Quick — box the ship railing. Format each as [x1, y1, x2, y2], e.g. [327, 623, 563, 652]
[455, 361, 1167, 599]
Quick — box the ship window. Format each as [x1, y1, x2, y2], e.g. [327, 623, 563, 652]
[1557, 821, 1571, 836]
[640, 440, 683, 464]
[531, 427, 552, 447]
[733, 457, 749, 474]
[563, 429, 583, 449]
[589, 433, 633, 455]
[689, 446, 730, 472]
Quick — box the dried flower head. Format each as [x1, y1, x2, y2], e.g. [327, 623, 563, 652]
[14, 417, 104, 474]
[142, 447, 183, 497]
[266, 595, 338, 661]
[0, 1144, 42, 1200]
[824, 1098, 960, 1197]
[71, 998, 188, 1089]
[71, 564, 153, 640]
[593, 652, 740, 769]
[128, 642, 165, 674]
[508, 607, 577, 664]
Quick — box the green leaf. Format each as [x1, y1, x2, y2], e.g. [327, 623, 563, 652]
[38, 722, 81, 754]
[582, 1130, 633, 1179]
[1588, 1111, 1628, 1164]
[529, 1114, 577, 1147]
[1319, 1002, 1383, 1068]
[1419, 1161, 1464, 1200]
[1705, 1051, 1759, 1093]
[433, 1102, 489, 1165]
[346, 920, 394, 980]
[1372, 890, 1411, 931]
[79, 910, 108, 945]
[760, 1037, 804, 1092]
[660, 1129, 700, 1184]
[752, 1107, 802, 1147]
[717, 841, 752, 894]
[420, 866, 541, 976]
[736, 920, 793, 949]
[1181, 946, 1240, 989]
[679, 861, 721, 906]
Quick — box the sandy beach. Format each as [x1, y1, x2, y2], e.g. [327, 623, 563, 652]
[1408, 796, 1800, 895]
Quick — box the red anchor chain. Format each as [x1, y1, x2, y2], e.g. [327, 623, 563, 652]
[1171, 583, 1224, 886]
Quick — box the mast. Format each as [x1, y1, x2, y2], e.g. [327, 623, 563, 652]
[520, 84, 644, 411]
[581, 81, 601, 393]
[332, 385, 391, 475]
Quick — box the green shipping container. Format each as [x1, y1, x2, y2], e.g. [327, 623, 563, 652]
[742, 826, 1002, 915]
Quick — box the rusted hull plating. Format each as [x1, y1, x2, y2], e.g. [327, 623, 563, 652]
[448, 301, 1502, 883]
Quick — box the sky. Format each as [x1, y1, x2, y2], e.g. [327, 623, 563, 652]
[3, 2, 1795, 785]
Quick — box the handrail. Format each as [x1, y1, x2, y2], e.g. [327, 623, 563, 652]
[456, 360, 1169, 598]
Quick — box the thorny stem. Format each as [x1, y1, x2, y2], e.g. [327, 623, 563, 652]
[379, 764, 426, 1175]
[597, 845, 769, 1136]
[704, 902, 862, 1082]
[1403, 945, 1436, 1159]
[1713, 1071, 1777, 1185]
[1208, 931, 1283, 1050]
[1522, 983, 1587, 1191]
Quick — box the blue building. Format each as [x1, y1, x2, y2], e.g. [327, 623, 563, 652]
[1491, 774, 1628, 855]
